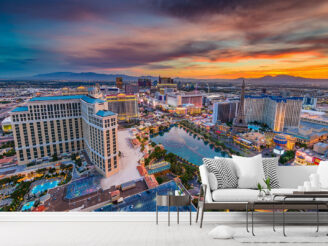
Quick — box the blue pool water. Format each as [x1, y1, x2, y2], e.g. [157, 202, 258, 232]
[151, 126, 228, 166]
[30, 180, 59, 195]
[95, 181, 196, 212]
[21, 201, 35, 211]
[65, 176, 100, 200]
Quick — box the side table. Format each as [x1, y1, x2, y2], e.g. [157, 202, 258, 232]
[156, 193, 192, 226]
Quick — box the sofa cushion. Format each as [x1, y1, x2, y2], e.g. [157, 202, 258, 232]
[262, 157, 280, 188]
[212, 189, 258, 202]
[232, 154, 266, 189]
[203, 158, 238, 189]
[199, 165, 213, 203]
[212, 188, 295, 202]
[208, 172, 218, 191]
[317, 161, 328, 188]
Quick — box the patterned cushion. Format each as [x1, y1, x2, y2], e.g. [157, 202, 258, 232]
[203, 158, 238, 189]
[262, 157, 280, 188]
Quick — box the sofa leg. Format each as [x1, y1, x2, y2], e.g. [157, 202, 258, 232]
[196, 204, 200, 223]
[200, 206, 205, 228]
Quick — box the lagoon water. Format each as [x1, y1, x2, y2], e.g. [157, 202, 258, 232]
[151, 126, 228, 166]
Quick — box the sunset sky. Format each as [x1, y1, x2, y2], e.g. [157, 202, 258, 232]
[1, 0, 328, 79]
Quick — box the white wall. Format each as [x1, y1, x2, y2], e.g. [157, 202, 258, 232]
[277, 165, 317, 188]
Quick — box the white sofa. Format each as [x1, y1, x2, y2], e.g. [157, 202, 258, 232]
[196, 164, 320, 228]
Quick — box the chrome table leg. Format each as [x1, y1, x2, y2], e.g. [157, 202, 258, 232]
[168, 205, 170, 226]
[189, 205, 192, 225]
[273, 203, 276, 232]
[252, 205, 255, 236]
[283, 198, 286, 237]
[246, 203, 249, 233]
[316, 203, 319, 233]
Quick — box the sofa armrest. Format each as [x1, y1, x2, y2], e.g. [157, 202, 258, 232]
[199, 165, 213, 203]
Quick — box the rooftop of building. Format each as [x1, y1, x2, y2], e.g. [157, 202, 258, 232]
[302, 109, 325, 116]
[106, 93, 137, 98]
[182, 103, 195, 107]
[96, 110, 116, 117]
[81, 95, 105, 104]
[1, 116, 12, 124]
[301, 110, 328, 123]
[296, 148, 327, 161]
[28, 94, 106, 104]
[11, 106, 28, 112]
[29, 95, 84, 102]
[286, 126, 328, 140]
[314, 142, 328, 147]
[214, 100, 237, 105]
[300, 121, 328, 130]
[121, 180, 136, 189]
[245, 94, 303, 102]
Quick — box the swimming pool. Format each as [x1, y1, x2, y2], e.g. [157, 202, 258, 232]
[21, 201, 35, 211]
[65, 176, 100, 200]
[30, 180, 59, 195]
[95, 181, 196, 212]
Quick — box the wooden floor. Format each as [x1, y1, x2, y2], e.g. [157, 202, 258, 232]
[0, 220, 313, 246]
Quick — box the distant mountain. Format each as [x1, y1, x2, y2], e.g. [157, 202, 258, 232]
[3, 72, 327, 87]
[183, 74, 328, 87]
[33, 72, 139, 82]
[241, 75, 328, 86]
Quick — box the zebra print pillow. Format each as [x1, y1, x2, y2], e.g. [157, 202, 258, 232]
[262, 157, 280, 188]
[203, 158, 238, 189]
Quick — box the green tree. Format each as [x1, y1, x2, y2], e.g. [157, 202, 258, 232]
[156, 176, 164, 184]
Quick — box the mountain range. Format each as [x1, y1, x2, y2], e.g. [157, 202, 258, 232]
[3, 72, 328, 87]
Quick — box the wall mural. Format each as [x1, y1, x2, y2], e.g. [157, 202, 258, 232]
[1, 78, 326, 212]
[1, 0, 328, 213]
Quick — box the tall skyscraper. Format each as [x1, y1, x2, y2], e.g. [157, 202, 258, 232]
[303, 96, 317, 109]
[232, 80, 248, 132]
[166, 92, 203, 108]
[212, 101, 238, 124]
[106, 93, 139, 121]
[124, 84, 139, 94]
[157, 76, 177, 91]
[159, 76, 174, 84]
[244, 95, 303, 132]
[285, 97, 303, 128]
[116, 77, 123, 89]
[11, 94, 119, 178]
[138, 78, 152, 89]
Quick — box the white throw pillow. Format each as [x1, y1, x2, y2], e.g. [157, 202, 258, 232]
[208, 172, 218, 191]
[208, 225, 235, 239]
[317, 161, 328, 188]
[232, 154, 266, 189]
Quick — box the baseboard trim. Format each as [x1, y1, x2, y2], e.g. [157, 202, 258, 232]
[0, 212, 327, 223]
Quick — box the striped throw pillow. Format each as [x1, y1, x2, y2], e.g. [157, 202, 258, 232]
[262, 157, 280, 188]
[203, 158, 238, 189]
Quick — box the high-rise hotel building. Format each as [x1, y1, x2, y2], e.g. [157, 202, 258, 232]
[106, 93, 139, 121]
[10, 94, 119, 178]
[244, 95, 303, 132]
[166, 92, 203, 108]
[212, 101, 238, 124]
